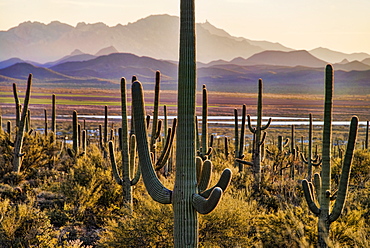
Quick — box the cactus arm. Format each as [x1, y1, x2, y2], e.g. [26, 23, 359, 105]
[302, 179, 321, 215]
[108, 141, 124, 185]
[301, 152, 308, 164]
[197, 160, 212, 193]
[329, 116, 358, 223]
[13, 74, 32, 173]
[155, 118, 177, 170]
[129, 134, 141, 186]
[312, 156, 322, 166]
[192, 188, 222, 214]
[155, 127, 173, 169]
[313, 173, 322, 203]
[132, 80, 172, 204]
[155, 119, 162, 139]
[247, 114, 256, 133]
[235, 158, 254, 166]
[261, 118, 272, 130]
[284, 138, 290, 148]
[260, 131, 267, 146]
[13, 83, 21, 127]
[199, 168, 232, 198]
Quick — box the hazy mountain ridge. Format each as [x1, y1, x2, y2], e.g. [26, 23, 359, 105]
[4, 14, 368, 64]
[1, 52, 369, 95]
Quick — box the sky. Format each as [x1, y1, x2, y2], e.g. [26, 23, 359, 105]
[1, 0, 370, 54]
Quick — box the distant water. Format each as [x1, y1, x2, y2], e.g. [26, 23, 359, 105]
[59, 115, 368, 126]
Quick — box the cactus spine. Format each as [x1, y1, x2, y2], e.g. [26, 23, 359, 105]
[302, 65, 358, 248]
[301, 113, 322, 181]
[12, 74, 32, 173]
[131, 1, 231, 246]
[108, 78, 140, 210]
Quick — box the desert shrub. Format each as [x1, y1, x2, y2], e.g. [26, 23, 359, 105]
[98, 191, 173, 247]
[0, 198, 59, 247]
[51, 144, 121, 227]
[351, 149, 370, 185]
[254, 206, 316, 247]
[331, 208, 370, 247]
[199, 193, 260, 247]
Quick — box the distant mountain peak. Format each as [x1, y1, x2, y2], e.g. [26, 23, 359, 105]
[339, 58, 350, 64]
[95, 46, 119, 57]
[70, 49, 85, 56]
[199, 20, 232, 38]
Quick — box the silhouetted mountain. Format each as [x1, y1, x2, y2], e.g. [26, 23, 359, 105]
[43, 50, 96, 68]
[361, 58, 370, 66]
[229, 50, 327, 68]
[0, 58, 26, 69]
[49, 52, 178, 81]
[333, 61, 370, 71]
[0, 63, 76, 80]
[1, 53, 369, 95]
[309, 47, 370, 64]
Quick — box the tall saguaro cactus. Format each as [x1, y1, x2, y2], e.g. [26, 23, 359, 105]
[108, 78, 140, 211]
[302, 65, 358, 248]
[131, 1, 231, 247]
[13, 74, 32, 173]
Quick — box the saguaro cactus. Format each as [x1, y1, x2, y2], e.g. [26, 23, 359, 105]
[301, 113, 322, 181]
[108, 78, 140, 211]
[131, 1, 231, 247]
[12, 74, 32, 173]
[237, 79, 271, 190]
[302, 65, 358, 248]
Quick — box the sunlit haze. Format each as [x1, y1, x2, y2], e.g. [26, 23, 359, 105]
[1, 0, 370, 54]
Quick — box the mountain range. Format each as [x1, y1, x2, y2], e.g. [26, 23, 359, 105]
[0, 15, 369, 95]
[1, 14, 370, 64]
[1, 51, 369, 95]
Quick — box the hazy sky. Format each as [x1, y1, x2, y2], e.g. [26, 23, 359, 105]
[1, 0, 370, 54]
